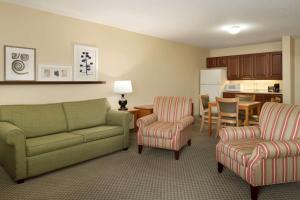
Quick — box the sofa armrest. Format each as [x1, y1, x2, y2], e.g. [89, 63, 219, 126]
[106, 110, 130, 148]
[0, 122, 25, 146]
[250, 139, 300, 160]
[106, 110, 130, 127]
[136, 114, 158, 128]
[0, 122, 27, 180]
[219, 126, 261, 143]
[174, 116, 194, 131]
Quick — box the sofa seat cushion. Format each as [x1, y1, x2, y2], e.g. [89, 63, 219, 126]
[26, 133, 84, 157]
[142, 121, 175, 139]
[217, 138, 264, 166]
[71, 125, 123, 142]
[63, 98, 109, 131]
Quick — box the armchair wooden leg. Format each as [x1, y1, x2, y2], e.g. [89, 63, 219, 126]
[138, 145, 143, 154]
[174, 150, 180, 160]
[187, 139, 191, 146]
[17, 179, 24, 184]
[250, 185, 259, 200]
[217, 162, 224, 173]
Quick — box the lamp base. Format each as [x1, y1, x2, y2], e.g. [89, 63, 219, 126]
[118, 94, 128, 111]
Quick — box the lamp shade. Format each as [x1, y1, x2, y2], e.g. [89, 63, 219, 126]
[114, 80, 132, 94]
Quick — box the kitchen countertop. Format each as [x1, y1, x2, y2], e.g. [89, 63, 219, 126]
[223, 90, 282, 95]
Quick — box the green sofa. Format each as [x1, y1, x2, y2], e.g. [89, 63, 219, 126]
[0, 98, 130, 183]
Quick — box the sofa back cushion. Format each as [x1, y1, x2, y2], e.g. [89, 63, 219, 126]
[153, 96, 192, 122]
[0, 104, 67, 138]
[260, 102, 300, 140]
[63, 98, 109, 131]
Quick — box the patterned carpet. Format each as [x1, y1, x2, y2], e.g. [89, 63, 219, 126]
[0, 119, 300, 200]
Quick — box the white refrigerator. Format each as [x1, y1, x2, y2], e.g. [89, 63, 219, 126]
[200, 68, 227, 113]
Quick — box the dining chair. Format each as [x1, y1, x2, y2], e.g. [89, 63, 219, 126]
[236, 94, 256, 124]
[199, 94, 218, 134]
[216, 97, 240, 136]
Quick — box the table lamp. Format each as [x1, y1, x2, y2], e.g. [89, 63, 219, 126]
[114, 80, 132, 110]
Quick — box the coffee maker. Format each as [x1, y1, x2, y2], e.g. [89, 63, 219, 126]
[273, 83, 280, 93]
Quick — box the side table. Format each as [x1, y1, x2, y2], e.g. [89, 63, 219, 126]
[127, 108, 140, 132]
[134, 105, 154, 119]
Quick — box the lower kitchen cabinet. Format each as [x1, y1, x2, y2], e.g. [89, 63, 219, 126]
[223, 92, 283, 104]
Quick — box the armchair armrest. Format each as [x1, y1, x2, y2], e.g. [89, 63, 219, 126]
[136, 114, 158, 128]
[174, 116, 194, 131]
[219, 126, 261, 143]
[0, 122, 26, 180]
[250, 139, 300, 160]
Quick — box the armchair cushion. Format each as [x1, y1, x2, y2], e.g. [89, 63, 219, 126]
[142, 121, 174, 139]
[219, 126, 261, 143]
[217, 138, 264, 166]
[174, 116, 194, 131]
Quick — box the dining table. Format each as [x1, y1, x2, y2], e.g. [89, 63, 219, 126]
[207, 101, 262, 136]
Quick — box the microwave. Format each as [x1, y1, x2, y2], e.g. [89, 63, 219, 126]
[224, 83, 241, 92]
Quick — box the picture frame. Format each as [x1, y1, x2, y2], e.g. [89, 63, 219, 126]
[4, 45, 36, 81]
[37, 65, 73, 81]
[73, 44, 99, 81]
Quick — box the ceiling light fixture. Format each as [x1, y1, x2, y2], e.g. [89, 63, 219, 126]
[228, 25, 241, 34]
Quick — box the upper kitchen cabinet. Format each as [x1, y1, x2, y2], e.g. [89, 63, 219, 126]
[239, 54, 254, 79]
[253, 53, 269, 80]
[206, 51, 282, 80]
[207, 57, 227, 68]
[269, 52, 283, 80]
[207, 57, 217, 68]
[227, 56, 239, 80]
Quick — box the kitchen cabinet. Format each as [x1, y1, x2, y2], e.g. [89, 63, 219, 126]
[207, 57, 217, 68]
[253, 53, 269, 80]
[206, 52, 282, 80]
[227, 56, 239, 80]
[207, 57, 227, 68]
[269, 52, 282, 79]
[239, 54, 254, 79]
[223, 92, 283, 104]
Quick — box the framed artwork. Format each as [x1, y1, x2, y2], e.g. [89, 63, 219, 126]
[4, 46, 36, 81]
[73, 44, 99, 81]
[37, 65, 72, 81]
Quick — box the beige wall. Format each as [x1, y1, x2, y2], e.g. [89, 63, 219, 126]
[295, 39, 300, 105]
[0, 3, 208, 114]
[209, 41, 282, 57]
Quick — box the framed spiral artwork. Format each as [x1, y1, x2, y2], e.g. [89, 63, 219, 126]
[4, 46, 36, 81]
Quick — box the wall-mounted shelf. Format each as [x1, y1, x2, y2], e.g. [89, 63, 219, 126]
[0, 81, 106, 85]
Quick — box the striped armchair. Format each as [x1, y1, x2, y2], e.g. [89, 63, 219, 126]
[216, 102, 300, 200]
[137, 96, 194, 160]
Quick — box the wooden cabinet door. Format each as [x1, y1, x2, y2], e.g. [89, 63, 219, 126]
[239, 55, 254, 79]
[223, 92, 235, 98]
[254, 53, 269, 79]
[269, 52, 282, 80]
[216, 57, 227, 67]
[227, 56, 239, 80]
[207, 57, 217, 68]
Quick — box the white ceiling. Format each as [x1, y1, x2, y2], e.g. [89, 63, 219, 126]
[3, 0, 300, 48]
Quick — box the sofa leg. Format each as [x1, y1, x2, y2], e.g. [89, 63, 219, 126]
[17, 179, 24, 184]
[174, 151, 180, 160]
[138, 145, 143, 154]
[123, 147, 128, 151]
[187, 139, 191, 146]
[217, 162, 224, 173]
[250, 185, 259, 200]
